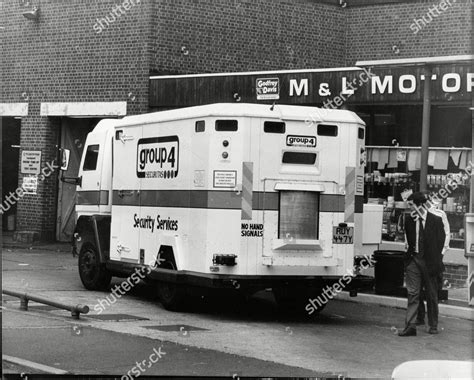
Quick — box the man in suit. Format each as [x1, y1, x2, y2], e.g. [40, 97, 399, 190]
[416, 196, 449, 325]
[399, 192, 445, 336]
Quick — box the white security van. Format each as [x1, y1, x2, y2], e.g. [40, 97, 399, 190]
[65, 103, 371, 311]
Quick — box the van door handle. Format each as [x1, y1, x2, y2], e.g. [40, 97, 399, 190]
[117, 243, 131, 254]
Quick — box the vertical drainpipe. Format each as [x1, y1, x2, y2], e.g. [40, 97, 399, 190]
[419, 65, 432, 193]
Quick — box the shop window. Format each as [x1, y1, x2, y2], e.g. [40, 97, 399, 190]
[216, 120, 238, 132]
[279, 191, 319, 239]
[317, 124, 338, 137]
[195, 120, 205, 133]
[282, 152, 317, 165]
[83, 144, 99, 171]
[264, 121, 285, 134]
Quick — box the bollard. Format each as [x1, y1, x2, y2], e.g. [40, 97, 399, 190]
[20, 295, 28, 311]
[3, 289, 90, 319]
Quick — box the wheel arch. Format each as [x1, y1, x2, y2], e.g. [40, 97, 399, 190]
[74, 215, 111, 263]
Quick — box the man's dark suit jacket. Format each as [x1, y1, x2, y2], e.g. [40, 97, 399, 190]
[404, 211, 445, 275]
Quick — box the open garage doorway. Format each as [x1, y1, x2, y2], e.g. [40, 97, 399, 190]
[56, 118, 99, 242]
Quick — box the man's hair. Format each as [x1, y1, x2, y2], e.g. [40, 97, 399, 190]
[407, 191, 427, 206]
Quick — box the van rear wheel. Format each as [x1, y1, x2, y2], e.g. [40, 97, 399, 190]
[78, 242, 111, 290]
[156, 262, 186, 311]
[273, 287, 326, 315]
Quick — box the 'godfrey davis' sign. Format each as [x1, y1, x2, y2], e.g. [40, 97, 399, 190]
[256, 78, 280, 100]
[150, 62, 473, 106]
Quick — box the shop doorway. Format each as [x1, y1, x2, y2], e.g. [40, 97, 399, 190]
[56, 118, 99, 241]
[1, 117, 21, 232]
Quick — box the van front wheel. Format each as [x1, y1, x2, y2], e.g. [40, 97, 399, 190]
[78, 242, 111, 290]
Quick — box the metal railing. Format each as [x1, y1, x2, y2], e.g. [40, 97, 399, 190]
[3, 289, 89, 319]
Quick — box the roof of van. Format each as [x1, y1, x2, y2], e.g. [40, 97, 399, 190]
[114, 103, 364, 127]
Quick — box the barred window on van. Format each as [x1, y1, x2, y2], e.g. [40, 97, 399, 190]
[279, 191, 319, 239]
[282, 152, 317, 165]
[215, 120, 238, 131]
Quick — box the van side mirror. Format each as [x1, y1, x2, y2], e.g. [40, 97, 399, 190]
[60, 148, 70, 171]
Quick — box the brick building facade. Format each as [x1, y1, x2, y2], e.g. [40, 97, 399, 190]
[1, 0, 472, 241]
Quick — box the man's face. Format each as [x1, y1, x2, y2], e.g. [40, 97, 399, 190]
[408, 201, 417, 213]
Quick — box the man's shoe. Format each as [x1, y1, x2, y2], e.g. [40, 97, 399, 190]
[398, 327, 417, 337]
[415, 319, 425, 325]
[428, 327, 439, 334]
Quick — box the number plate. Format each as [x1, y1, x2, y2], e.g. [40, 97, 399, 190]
[332, 226, 354, 244]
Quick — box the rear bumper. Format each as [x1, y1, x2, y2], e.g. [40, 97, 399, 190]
[106, 260, 374, 292]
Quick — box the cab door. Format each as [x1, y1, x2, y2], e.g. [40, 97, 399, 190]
[109, 126, 142, 263]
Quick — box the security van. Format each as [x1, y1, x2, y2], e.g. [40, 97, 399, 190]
[63, 103, 373, 312]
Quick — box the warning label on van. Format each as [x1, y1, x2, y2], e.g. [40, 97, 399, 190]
[241, 223, 263, 237]
[137, 136, 179, 179]
[286, 135, 317, 148]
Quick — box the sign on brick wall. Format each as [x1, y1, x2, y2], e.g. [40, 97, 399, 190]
[21, 150, 41, 175]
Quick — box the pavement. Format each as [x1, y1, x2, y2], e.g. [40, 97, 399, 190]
[2, 243, 473, 378]
[3, 233, 473, 321]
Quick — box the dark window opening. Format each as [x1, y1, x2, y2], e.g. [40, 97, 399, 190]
[317, 124, 338, 137]
[358, 127, 365, 139]
[264, 121, 285, 134]
[216, 120, 238, 132]
[195, 120, 205, 132]
[83, 144, 99, 171]
[282, 152, 317, 165]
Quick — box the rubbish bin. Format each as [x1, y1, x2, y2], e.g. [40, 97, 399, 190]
[373, 250, 405, 295]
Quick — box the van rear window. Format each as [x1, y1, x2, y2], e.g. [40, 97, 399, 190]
[83, 144, 99, 171]
[264, 121, 285, 134]
[317, 124, 338, 136]
[282, 152, 317, 165]
[216, 120, 238, 132]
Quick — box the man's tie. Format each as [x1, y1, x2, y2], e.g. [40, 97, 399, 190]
[418, 219, 424, 257]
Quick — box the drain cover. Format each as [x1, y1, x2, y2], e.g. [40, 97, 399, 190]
[87, 314, 149, 321]
[144, 324, 208, 332]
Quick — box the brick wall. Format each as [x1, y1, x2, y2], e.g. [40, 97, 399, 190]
[345, 0, 472, 65]
[0, 0, 153, 239]
[151, 0, 346, 74]
[444, 263, 468, 288]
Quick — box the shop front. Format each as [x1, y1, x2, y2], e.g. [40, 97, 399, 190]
[150, 54, 473, 277]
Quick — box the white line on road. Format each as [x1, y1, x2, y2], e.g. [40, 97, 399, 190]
[3, 355, 69, 374]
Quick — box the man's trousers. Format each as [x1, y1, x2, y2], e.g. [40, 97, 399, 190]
[405, 258, 439, 329]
